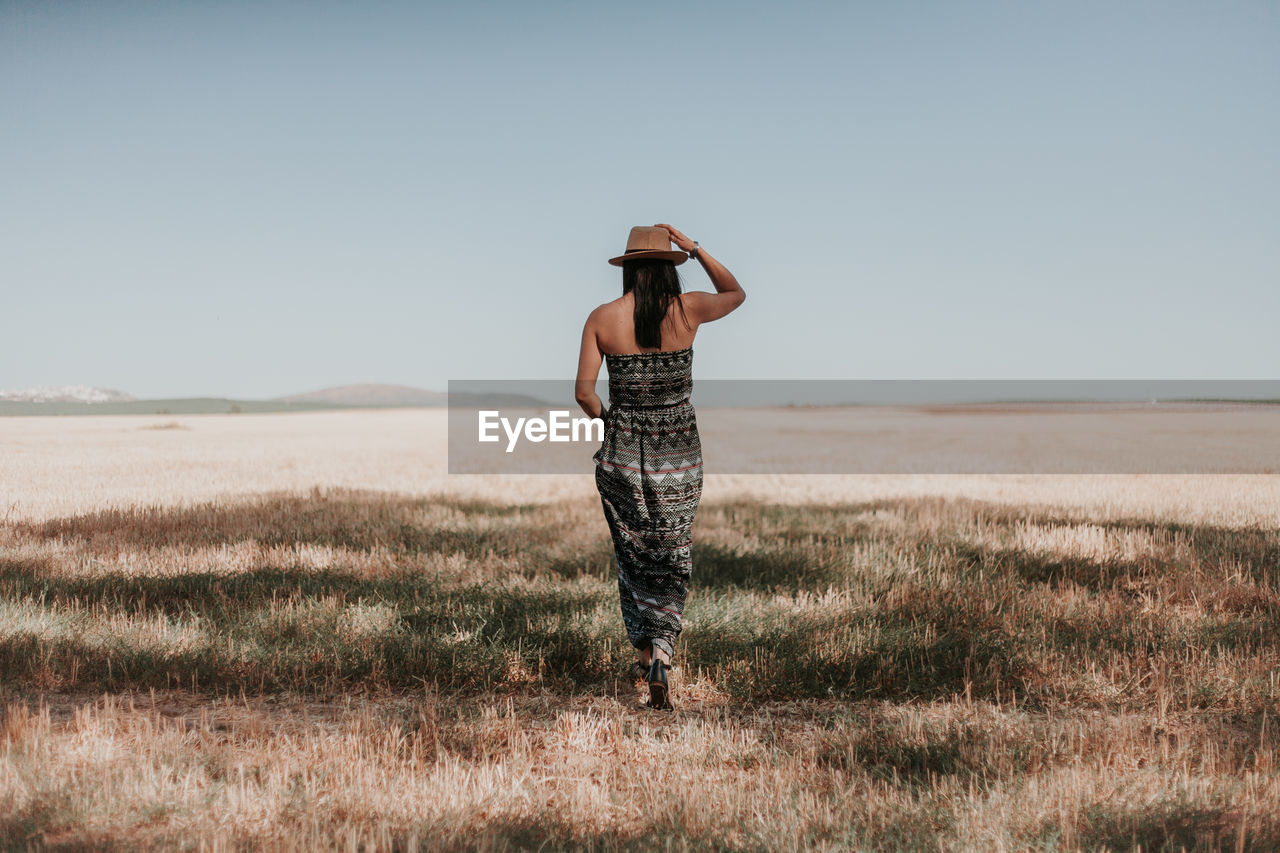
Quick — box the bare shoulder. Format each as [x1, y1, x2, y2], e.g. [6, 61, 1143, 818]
[585, 299, 618, 325]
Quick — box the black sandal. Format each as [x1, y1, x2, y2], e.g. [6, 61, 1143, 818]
[647, 658, 673, 710]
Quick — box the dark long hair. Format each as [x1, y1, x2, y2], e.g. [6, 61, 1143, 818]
[622, 259, 687, 349]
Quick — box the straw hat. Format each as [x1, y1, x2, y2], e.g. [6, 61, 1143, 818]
[608, 226, 689, 266]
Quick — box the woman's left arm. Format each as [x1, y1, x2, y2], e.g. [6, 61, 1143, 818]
[575, 311, 605, 419]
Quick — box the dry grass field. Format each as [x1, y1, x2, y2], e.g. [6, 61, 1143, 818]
[2, 410, 1279, 850]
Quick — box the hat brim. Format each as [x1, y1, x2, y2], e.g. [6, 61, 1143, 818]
[608, 250, 689, 267]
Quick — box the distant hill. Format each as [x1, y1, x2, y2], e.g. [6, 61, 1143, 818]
[0, 397, 345, 416]
[0, 385, 136, 404]
[274, 384, 446, 407]
[0, 383, 453, 417]
[447, 392, 558, 408]
[0, 382, 574, 416]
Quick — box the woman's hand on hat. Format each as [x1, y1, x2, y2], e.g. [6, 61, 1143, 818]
[654, 223, 696, 252]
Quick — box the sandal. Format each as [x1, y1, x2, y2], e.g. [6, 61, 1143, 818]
[646, 658, 673, 710]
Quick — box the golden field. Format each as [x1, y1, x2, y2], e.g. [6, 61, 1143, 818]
[2, 409, 1279, 850]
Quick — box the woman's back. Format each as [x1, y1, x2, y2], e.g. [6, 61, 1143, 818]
[593, 293, 697, 355]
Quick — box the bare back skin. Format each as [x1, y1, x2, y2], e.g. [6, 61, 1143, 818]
[591, 292, 698, 355]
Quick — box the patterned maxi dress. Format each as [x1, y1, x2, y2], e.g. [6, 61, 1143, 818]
[593, 347, 703, 660]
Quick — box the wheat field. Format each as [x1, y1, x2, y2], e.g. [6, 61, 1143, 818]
[2, 410, 1279, 851]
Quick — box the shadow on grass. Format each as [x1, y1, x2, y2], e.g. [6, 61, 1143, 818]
[1031, 514, 1280, 588]
[814, 715, 1036, 787]
[0, 555, 1034, 702]
[1060, 802, 1279, 853]
[0, 563, 616, 693]
[4, 490, 1280, 702]
[712, 497, 1280, 587]
[692, 542, 838, 591]
[10, 489, 570, 559]
[689, 588, 1032, 704]
[950, 542, 1141, 590]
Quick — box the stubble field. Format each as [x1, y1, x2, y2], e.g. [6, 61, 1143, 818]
[2, 410, 1279, 851]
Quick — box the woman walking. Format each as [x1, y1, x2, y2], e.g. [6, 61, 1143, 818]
[575, 224, 746, 709]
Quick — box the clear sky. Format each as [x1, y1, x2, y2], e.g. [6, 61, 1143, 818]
[3, 0, 1277, 398]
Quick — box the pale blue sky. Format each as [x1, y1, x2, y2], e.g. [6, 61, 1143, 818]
[3, 0, 1277, 398]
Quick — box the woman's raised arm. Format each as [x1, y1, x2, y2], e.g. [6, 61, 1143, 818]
[655, 223, 745, 323]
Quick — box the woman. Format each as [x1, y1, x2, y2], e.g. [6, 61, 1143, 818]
[575, 223, 746, 709]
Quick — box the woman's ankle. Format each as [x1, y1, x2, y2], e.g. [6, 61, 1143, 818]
[640, 641, 672, 667]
